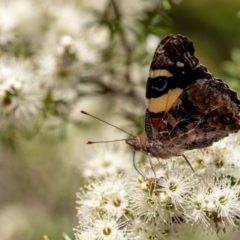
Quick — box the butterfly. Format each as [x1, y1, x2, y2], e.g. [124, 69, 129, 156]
[126, 34, 240, 159]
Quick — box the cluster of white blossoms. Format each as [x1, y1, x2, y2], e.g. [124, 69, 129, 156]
[0, 57, 45, 130]
[75, 132, 240, 239]
[0, 0, 110, 132]
[82, 145, 136, 178]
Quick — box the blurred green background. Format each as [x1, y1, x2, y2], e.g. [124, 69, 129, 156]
[0, 0, 240, 239]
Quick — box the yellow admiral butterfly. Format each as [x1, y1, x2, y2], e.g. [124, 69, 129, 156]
[126, 34, 240, 159]
[82, 34, 240, 163]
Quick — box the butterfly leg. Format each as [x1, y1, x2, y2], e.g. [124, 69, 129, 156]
[132, 151, 145, 179]
[147, 153, 158, 190]
[182, 154, 207, 184]
[147, 153, 156, 176]
[182, 154, 196, 173]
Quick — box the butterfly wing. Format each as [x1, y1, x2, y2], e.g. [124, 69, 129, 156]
[144, 34, 240, 158]
[146, 34, 202, 141]
[158, 75, 240, 154]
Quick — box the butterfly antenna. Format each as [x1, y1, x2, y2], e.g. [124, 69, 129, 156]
[87, 139, 129, 144]
[81, 110, 135, 145]
[81, 110, 134, 137]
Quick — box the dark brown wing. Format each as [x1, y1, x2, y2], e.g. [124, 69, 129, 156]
[145, 34, 211, 143]
[127, 34, 240, 158]
[158, 75, 240, 152]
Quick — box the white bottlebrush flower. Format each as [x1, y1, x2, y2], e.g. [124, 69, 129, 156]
[146, 34, 161, 53]
[75, 217, 128, 240]
[76, 166, 194, 239]
[42, 3, 99, 65]
[188, 178, 240, 233]
[185, 149, 215, 175]
[36, 34, 80, 117]
[37, 34, 80, 79]
[188, 188, 212, 228]
[36, 32, 101, 116]
[82, 145, 135, 178]
[74, 229, 94, 240]
[104, 190, 129, 219]
[128, 163, 194, 232]
[156, 166, 195, 207]
[184, 133, 240, 178]
[34, 3, 109, 120]
[127, 218, 187, 240]
[76, 174, 131, 239]
[76, 174, 132, 220]
[38, 2, 109, 77]
[46, 3, 88, 39]
[0, 0, 43, 48]
[76, 132, 240, 238]
[209, 181, 240, 226]
[0, 57, 44, 129]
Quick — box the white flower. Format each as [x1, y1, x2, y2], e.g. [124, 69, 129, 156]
[76, 175, 130, 239]
[46, 4, 88, 39]
[76, 216, 127, 240]
[127, 162, 194, 236]
[0, 0, 41, 45]
[0, 57, 44, 129]
[188, 177, 240, 233]
[77, 174, 132, 222]
[104, 191, 129, 218]
[210, 181, 240, 226]
[75, 229, 94, 240]
[82, 145, 134, 178]
[146, 34, 160, 53]
[156, 167, 195, 207]
[184, 133, 240, 178]
[76, 132, 240, 238]
[42, 3, 99, 65]
[189, 190, 212, 227]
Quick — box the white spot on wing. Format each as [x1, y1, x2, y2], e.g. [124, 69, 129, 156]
[176, 61, 184, 67]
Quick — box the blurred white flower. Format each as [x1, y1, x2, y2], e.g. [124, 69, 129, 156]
[82, 145, 134, 178]
[74, 230, 94, 240]
[42, 3, 101, 65]
[32, 2, 109, 120]
[146, 34, 161, 53]
[0, 57, 44, 129]
[0, 0, 43, 48]
[46, 3, 88, 39]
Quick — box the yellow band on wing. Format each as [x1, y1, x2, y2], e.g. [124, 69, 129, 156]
[148, 88, 183, 113]
[149, 69, 173, 78]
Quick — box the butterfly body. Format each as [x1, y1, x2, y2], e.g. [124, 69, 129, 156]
[126, 34, 240, 158]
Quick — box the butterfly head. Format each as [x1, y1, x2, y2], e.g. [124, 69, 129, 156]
[126, 132, 166, 158]
[126, 132, 150, 154]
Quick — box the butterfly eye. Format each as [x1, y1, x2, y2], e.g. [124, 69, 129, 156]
[221, 113, 235, 125]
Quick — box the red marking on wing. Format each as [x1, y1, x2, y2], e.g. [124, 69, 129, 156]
[151, 117, 162, 128]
